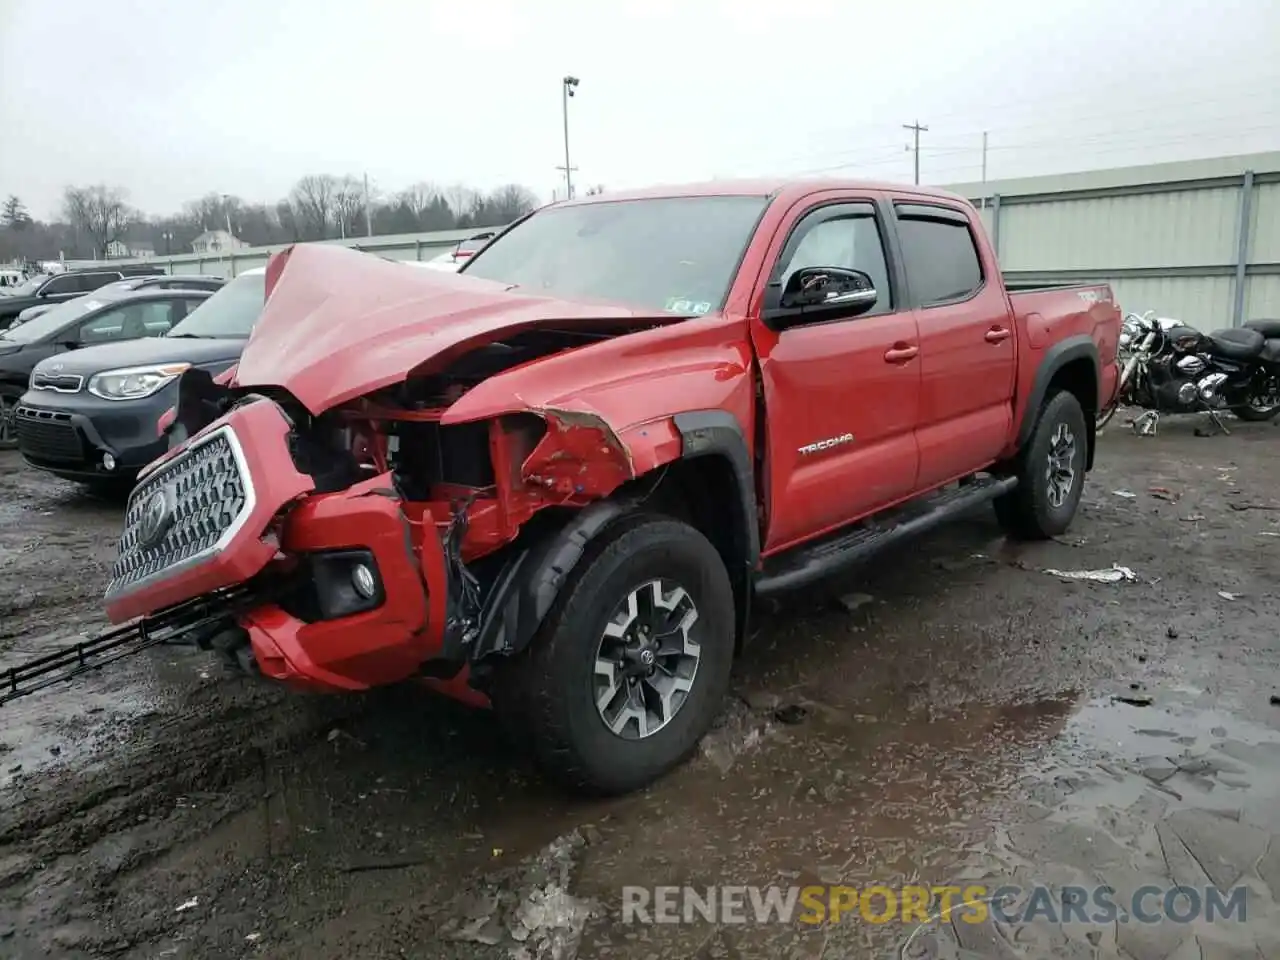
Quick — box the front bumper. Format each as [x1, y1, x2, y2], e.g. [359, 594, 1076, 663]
[105, 398, 457, 696]
[16, 386, 172, 481]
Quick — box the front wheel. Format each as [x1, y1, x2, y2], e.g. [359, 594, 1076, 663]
[491, 514, 736, 796]
[994, 389, 1089, 540]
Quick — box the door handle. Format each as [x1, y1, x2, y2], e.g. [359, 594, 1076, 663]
[985, 327, 1012, 343]
[884, 344, 919, 363]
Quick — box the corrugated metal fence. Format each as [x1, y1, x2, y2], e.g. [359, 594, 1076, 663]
[96, 225, 495, 279]
[951, 151, 1280, 331]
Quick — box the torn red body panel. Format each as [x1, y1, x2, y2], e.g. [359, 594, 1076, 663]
[240, 244, 688, 415]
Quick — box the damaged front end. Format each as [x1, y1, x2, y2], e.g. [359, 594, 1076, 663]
[107, 324, 648, 704]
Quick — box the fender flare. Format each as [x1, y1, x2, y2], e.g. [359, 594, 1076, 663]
[1015, 334, 1100, 451]
[469, 409, 760, 662]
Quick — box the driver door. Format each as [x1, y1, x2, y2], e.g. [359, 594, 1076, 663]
[751, 197, 922, 553]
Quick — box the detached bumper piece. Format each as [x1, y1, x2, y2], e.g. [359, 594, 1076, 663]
[0, 590, 252, 706]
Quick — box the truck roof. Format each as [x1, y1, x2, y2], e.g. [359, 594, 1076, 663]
[556, 178, 972, 208]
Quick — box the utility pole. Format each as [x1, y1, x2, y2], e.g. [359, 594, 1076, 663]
[903, 120, 929, 185]
[980, 131, 989, 210]
[559, 76, 580, 200]
[363, 172, 373, 237]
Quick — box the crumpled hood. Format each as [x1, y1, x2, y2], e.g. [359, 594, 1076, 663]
[234, 244, 669, 414]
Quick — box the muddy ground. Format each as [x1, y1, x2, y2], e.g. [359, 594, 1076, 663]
[2, 413, 1280, 960]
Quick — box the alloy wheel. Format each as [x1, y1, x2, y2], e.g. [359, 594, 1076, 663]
[593, 578, 701, 740]
[1045, 421, 1077, 509]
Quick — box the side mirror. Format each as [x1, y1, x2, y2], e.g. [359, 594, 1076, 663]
[57, 340, 80, 351]
[766, 267, 878, 327]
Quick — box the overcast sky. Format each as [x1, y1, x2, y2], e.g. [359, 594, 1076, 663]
[2, 0, 1278, 220]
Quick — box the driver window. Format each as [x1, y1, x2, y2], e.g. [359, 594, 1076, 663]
[776, 211, 892, 316]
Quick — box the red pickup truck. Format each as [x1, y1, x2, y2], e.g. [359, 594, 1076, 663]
[106, 180, 1121, 795]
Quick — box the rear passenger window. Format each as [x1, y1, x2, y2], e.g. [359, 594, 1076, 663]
[895, 209, 983, 306]
[77, 272, 118, 293]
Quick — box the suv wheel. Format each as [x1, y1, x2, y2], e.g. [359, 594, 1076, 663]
[492, 514, 735, 796]
[994, 389, 1088, 539]
[0, 397, 17, 450]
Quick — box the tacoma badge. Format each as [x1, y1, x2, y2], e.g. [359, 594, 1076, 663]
[798, 433, 855, 456]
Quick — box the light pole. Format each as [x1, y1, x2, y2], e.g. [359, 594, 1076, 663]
[161, 231, 173, 256]
[561, 76, 579, 201]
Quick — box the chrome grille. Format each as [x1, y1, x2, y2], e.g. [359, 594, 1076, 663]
[107, 426, 253, 596]
[31, 372, 84, 393]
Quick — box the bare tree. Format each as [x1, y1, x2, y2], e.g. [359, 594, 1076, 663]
[63, 184, 134, 259]
[485, 184, 540, 223]
[332, 175, 366, 239]
[442, 184, 479, 224]
[289, 175, 337, 240]
[398, 182, 441, 220]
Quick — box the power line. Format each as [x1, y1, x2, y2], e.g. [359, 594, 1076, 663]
[776, 117, 1280, 181]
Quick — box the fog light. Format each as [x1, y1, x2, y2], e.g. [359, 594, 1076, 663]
[103, 453, 116, 471]
[351, 564, 376, 600]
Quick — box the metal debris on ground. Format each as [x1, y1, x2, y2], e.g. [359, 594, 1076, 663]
[1180, 514, 1207, 522]
[1043, 564, 1138, 584]
[836, 592, 874, 614]
[1113, 693, 1154, 707]
[1218, 591, 1243, 601]
[1112, 490, 1137, 499]
[174, 897, 199, 913]
[1149, 486, 1179, 502]
[773, 704, 808, 725]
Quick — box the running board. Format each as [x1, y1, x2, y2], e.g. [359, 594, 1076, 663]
[754, 475, 1018, 597]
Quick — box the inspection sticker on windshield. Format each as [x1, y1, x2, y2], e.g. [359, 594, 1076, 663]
[665, 297, 712, 315]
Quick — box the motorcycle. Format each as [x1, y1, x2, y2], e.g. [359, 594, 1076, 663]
[1096, 311, 1280, 435]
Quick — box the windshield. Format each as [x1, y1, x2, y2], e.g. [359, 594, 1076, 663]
[0, 295, 100, 342]
[461, 195, 769, 314]
[8, 275, 48, 297]
[166, 272, 265, 338]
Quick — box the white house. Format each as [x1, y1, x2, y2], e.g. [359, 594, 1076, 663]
[191, 229, 248, 254]
[105, 240, 156, 259]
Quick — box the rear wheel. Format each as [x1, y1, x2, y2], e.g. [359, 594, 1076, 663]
[995, 389, 1088, 540]
[491, 514, 736, 796]
[1229, 380, 1280, 421]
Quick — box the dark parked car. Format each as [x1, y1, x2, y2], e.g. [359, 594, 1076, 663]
[12, 268, 265, 487]
[0, 266, 167, 327]
[0, 286, 212, 452]
[9, 274, 226, 328]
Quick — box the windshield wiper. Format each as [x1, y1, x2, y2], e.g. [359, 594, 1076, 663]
[166, 333, 207, 339]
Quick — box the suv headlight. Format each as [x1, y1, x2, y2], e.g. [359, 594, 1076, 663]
[87, 363, 190, 401]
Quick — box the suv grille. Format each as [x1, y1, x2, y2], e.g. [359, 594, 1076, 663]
[15, 406, 83, 462]
[108, 427, 253, 596]
[31, 372, 84, 393]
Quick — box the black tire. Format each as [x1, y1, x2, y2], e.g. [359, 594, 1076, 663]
[490, 513, 736, 796]
[994, 389, 1088, 540]
[0, 396, 16, 451]
[1229, 402, 1280, 422]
